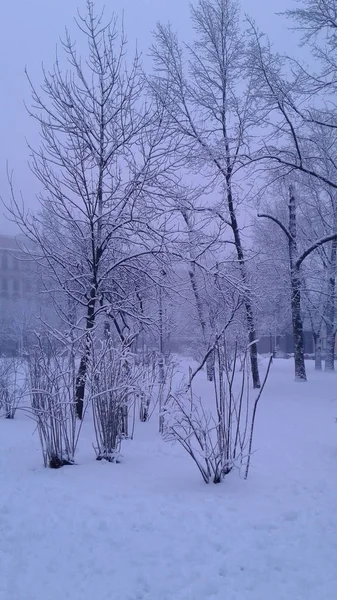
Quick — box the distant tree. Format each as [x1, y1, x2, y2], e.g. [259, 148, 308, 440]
[247, 0, 337, 374]
[252, 208, 292, 353]
[259, 185, 337, 380]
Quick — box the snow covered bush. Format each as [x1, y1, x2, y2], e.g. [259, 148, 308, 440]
[90, 342, 138, 462]
[163, 342, 272, 483]
[137, 351, 158, 422]
[0, 358, 27, 419]
[136, 351, 176, 430]
[28, 339, 83, 468]
[164, 388, 225, 483]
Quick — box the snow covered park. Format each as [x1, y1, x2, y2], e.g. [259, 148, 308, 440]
[1, 0, 337, 598]
[1, 357, 336, 600]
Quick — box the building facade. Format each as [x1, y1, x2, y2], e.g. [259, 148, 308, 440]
[0, 234, 39, 355]
[0, 234, 35, 301]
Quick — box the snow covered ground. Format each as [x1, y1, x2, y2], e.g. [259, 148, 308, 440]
[1, 358, 337, 600]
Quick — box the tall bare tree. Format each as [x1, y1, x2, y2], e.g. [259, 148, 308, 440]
[6, 2, 175, 418]
[247, 2, 337, 192]
[150, 0, 261, 388]
[259, 184, 337, 380]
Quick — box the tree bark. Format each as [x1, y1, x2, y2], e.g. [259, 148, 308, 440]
[288, 187, 306, 381]
[290, 271, 306, 380]
[313, 332, 322, 371]
[75, 286, 96, 419]
[325, 228, 337, 371]
[226, 183, 260, 388]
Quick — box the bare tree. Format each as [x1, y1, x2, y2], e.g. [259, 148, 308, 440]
[303, 190, 337, 372]
[259, 185, 337, 380]
[247, 6, 337, 192]
[151, 0, 261, 388]
[6, 2, 175, 418]
[179, 206, 221, 380]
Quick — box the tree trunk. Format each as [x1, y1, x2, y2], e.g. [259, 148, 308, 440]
[288, 187, 306, 381]
[325, 236, 337, 371]
[75, 288, 96, 419]
[75, 355, 88, 420]
[290, 272, 306, 380]
[313, 332, 322, 371]
[325, 326, 336, 371]
[206, 351, 215, 381]
[158, 277, 165, 378]
[226, 184, 260, 388]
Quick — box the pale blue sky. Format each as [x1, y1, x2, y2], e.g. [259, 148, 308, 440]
[0, 0, 299, 233]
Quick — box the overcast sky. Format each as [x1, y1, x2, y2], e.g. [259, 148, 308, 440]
[0, 0, 299, 234]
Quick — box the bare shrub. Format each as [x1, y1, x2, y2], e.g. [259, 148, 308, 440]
[163, 343, 272, 483]
[136, 351, 177, 431]
[90, 343, 138, 463]
[137, 351, 157, 422]
[27, 339, 84, 468]
[0, 358, 27, 419]
[164, 388, 224, 483]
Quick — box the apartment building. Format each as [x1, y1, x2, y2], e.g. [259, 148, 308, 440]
[0, 234, 35, 300]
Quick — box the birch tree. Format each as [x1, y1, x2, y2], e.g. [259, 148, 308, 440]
[247, 1, 337, 371]
[259, 184, 337, 380]
[299, 183, 337, 371]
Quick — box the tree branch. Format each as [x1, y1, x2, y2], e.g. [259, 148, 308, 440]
[257, 213, 292, 241]
[296, 234, 337, 269]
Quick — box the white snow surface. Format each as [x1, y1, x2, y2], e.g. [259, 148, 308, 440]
[1, 358, 337, 600]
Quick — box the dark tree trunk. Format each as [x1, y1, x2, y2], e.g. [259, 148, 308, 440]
[325, 237, 336, 371]
[75, 287, 96, 419]
[288, 187, 306, 381]
[75, 354, 88, 420]
[226, 183, 260, 388]
[158, 275, 165, 383]
[206, 351, 215, 381]
[245, 298, 260, 388]
[290, 272, 306, 380]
